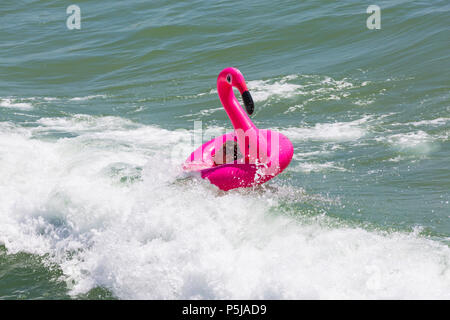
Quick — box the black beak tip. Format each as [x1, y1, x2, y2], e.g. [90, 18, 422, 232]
[242, 91, 254, 115]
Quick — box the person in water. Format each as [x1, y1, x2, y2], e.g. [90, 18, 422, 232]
[213, 140, 242, 165]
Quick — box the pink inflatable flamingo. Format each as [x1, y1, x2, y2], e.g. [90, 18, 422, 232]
[183, 67, 293, 191]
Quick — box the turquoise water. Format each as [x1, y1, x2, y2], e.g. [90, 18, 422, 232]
[0, 0, 449, 299]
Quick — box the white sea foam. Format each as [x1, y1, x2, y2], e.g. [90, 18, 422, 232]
[390, 118, 450, 128]
[281, 117, 370, 143]
[387, 131, 432, 146]
[0, 98, 33, 110]
[178, 107, 223, 119]
[247, 75, 356, 104]
[290, 161, 347, 173]
[1, 116, 450, 299]
[208, 76, 304, 103]
[69, 95, 107, 101]
[354, 99, 375, 106]
[381, 131, 440, 155]
[247, 78, 304, 103]
[409, 118, 450, 127]
[207, 74, 358, 107]
[290, 151, 346, 173]
[293, 150, 332, 160]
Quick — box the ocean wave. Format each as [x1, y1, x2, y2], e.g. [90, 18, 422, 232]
[389, 118, 450, 128]
[0, 98, 33, 110]
[1, 116, 449, 299]
[290, 161, 347, 173]
[206, 74, 363, 108]
[410, 118, 450, 127]
[69, 95, 107, 101]
[378, 131, 441, 155]
[281, 116, 371, 142]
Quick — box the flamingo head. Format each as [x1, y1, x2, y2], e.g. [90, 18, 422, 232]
[217, 67, 255, 115]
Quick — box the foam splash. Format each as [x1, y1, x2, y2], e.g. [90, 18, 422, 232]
[380, 131, 440, 155]
[186, 74, 374, 119]
[1, 116, 450, 299]
[206, 74, 359, 107]
[410, 118, 450, 127]
[290, 161, 347, 173]
[247, 74, 356, 105]
[290, 150, 346, 173]
[0, 95, 107, 111]
[281, 117, 370, 142]
[69, 95, 107, 101]
[390, 118, 450, 128]
[247, 77, 304, 103]
[0, 98, 33, 110]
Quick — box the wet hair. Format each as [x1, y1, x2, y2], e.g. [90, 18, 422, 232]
[223, 140, 238, 161]
[215, 140, 241, 164]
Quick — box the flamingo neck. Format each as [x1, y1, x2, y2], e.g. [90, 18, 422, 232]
[217, 80, 269, 164]
[217, 82, 256, 133]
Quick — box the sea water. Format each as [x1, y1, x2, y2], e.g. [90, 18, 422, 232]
[0, 0, 449, 299]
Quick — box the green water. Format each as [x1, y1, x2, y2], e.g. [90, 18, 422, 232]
[0, 0, 449, 299]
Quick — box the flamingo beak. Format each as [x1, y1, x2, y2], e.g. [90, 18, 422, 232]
[241, 90, 254, 115]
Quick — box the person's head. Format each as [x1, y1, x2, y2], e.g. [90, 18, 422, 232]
[214, 140, 240, 165]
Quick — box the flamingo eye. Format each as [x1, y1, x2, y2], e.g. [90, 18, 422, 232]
[226, 74, 232, 84]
